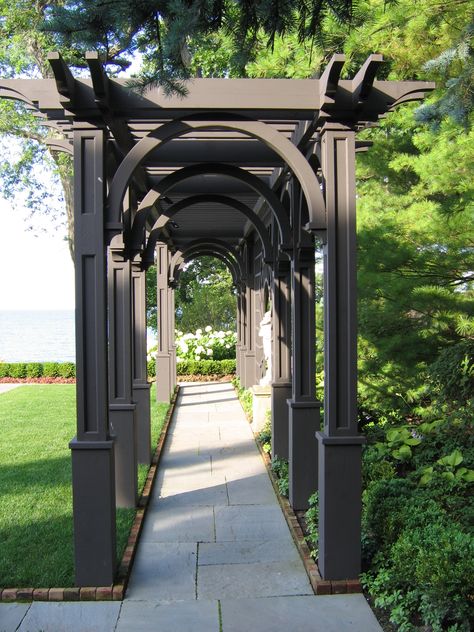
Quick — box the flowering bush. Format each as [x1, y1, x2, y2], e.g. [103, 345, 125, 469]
[148, 326, 237, 362]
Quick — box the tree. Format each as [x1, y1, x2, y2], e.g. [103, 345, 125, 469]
[147, 256, 236, 333]
[42, 0, 355, 92]
[0, 0, 74, 258]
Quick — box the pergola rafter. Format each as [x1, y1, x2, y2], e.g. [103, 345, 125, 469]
[0, 53, 433, 588]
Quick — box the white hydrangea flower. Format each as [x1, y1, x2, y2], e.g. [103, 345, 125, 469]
[205, 325, 212, 332]
[206, 348, 213, 355]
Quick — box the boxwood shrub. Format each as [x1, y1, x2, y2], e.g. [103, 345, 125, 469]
[147, 358, 236, 378]
[0, 362, 76, 378]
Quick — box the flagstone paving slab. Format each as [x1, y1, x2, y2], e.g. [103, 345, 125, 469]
[16, 602, 121, 632]
[220, 595, 382, 632]
[140, 504, 216, 543]
[0, 603, 30, 632]
[126, 542, 197, 602]
[116, 600, 219, 632]
[198, 560, 313, 600]
[198, 539, 302, 566]
[226, 473, 277, 505]
[214, 505, 291, 541]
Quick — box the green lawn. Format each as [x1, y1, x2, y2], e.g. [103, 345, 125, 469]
[0, 385, 168, 587]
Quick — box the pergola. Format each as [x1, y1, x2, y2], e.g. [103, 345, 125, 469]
[0, 54, 433, 587]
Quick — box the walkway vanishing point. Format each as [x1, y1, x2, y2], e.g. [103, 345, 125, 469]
[1, 382, 382, 632]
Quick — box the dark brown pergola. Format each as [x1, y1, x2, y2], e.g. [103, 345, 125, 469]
[0, 53, 433, 587]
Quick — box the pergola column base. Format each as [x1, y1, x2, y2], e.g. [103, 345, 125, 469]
[316, 432, 365, 580]
[287, 399, 320, 510]
[242, 352, 257, 389]
[156, 353, 173, 402]
[70, 438, 116, 587]
[133, 382, 152, 464]
[271, 381, 291, 461]
[110, 404, 137, 508]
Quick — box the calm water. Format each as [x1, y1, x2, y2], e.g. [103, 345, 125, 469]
[0, 310, 76, 362]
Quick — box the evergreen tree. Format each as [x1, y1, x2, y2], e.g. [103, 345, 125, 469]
[42, 0, 355, 92]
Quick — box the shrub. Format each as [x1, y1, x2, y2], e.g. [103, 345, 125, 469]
[147, 358, 236, 379]
[57, 362, 75, 378]
[26, 363, 43, 378]
[257, 414, 271, 454]
[9, 363, 27, 378]
[43, 362, 60, 377]
[271, 457, 289, 497]
[177, 359, 236, 376]
[363, 522, 474, 631]
[0, 363, 11, 378]
[304, 492, 319, 559]
[428, 339, 474, 404]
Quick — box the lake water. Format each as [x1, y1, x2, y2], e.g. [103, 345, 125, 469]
[0, 310, 76, 362]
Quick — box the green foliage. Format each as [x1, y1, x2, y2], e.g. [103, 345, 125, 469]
[304, 492, 319, 559]
[232, 376, 253, 421]
[256, 414, 272, 454]
[363, 522, 474, 631]
[418, 449, 474, 486]
[428, 339, 474, 404]
[25, 362, 43, 378]
[374, 426, 422, 462]
[43, 0, 354, 91]
[0, 363, 10, 378]
[147, 258, 236, 334]
[0, 362, 76, 378]
[0, 1, 75, 256]
[8, 362, 26, 379]
[147, 358, 236, 378]
[271, 457, 289, 497]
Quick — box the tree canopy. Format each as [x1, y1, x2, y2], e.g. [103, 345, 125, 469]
[42, 0, 355, 92]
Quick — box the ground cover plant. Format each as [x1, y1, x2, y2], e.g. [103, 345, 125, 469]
[0, 385, 168, 587]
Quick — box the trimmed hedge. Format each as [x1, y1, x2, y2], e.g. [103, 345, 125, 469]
[1, 359, 235, 380]
[0, 362, 76, 378]
[147, 358, 236, 378]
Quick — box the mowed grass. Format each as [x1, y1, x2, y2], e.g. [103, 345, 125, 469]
[0, 385, 169, 588]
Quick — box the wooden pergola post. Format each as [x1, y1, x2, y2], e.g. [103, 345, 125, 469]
[69, 124, 116, 586]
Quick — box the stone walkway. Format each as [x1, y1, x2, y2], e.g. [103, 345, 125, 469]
[0, 382, 381, 632]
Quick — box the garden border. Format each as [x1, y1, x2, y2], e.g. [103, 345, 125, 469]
[232, 382, 362, 595]
[0, 386, 179, 603]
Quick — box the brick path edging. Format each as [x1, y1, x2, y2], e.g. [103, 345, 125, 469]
[0, 386, 179, 603]
[232, 384, 362, 596]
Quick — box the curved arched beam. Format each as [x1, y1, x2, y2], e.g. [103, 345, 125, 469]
[143, 194, 273, 266]
[169, 243, 242, 286]
[176, 238, 245, 278]
[128, 163, 292, 254]
[172, 249, 240, 286]
[107, 117, 325, 234]
[169, 239, 244, 281]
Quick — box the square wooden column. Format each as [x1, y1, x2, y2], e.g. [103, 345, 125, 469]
[108, 242, 137, 508]
[271, 259, 292, 461]
[236, 281, 247, 383]
[69, 126, 116, 586]
[242, 241, 257, 388]
[287, 242, 320, 510]
[156, 242, 173, 402]
[132, 258, 152, 464]
[317, 123, 365, 580]
[169, 284, 177, 391]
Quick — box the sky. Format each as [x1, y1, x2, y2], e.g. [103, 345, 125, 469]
[0, 197, 75, 310]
